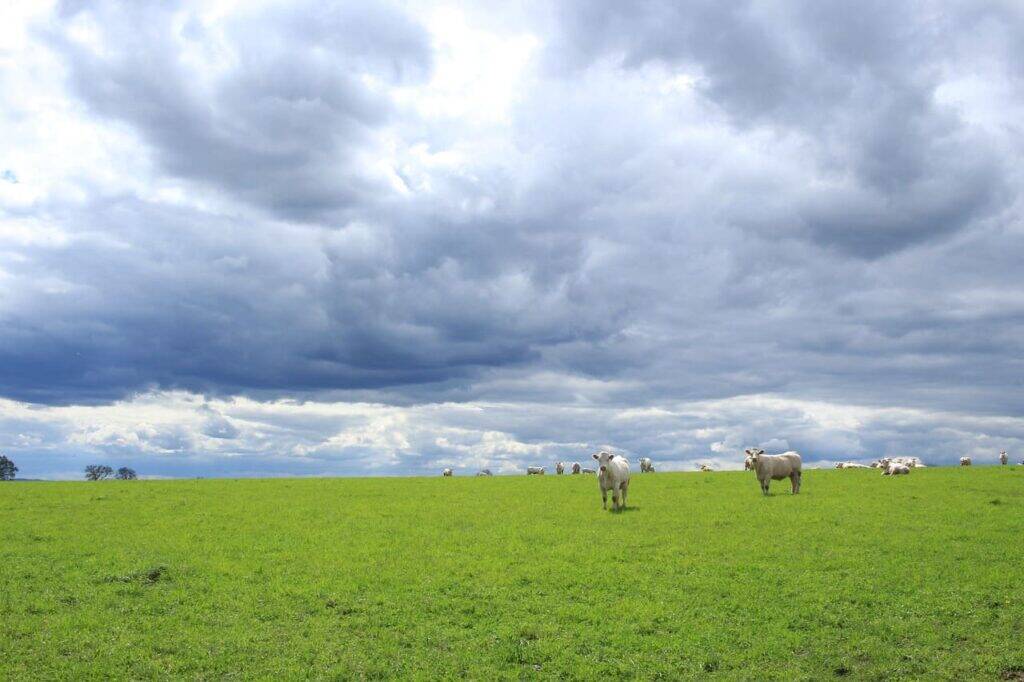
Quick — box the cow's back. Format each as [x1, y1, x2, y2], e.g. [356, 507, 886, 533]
[779, 452, 802, 472]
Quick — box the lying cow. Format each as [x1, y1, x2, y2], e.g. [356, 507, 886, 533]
[1000, 451, 1008, 466]
[555, 462, 565, 475]
[581, 467, 596, 474]
[638, 457, 654, 473]
[699, 464, 712, 472]
[526, 466, 545, 475]
[442, 468, 453, 477]
[882, 462, 910, 475]
[745, 447, 802, 495]
[571, 462, 581, 474]
[476, 469, 492, 476]
[960, 457, 972, 466]
[593, 451, 630, 511]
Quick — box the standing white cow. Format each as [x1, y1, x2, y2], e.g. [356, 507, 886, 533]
[960, 457, 972, 466]
[744, 455, 754, 471]
[638, 457, 653, 473]
[442, 468, 453, 477]
[1000, 451, 1008, 466]
[555, 462, 565, 475]
[571, 462, 582, 474]
[592, 451, 630, 511]
[745, 448, 802, 496]
[526, 466, 545, 475]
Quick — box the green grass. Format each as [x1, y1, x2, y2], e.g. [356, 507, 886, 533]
[2, 468, 1023, 680]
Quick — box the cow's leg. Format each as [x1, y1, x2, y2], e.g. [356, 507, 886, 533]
[761, 479, 769, 496]
[601, 487, 607, 509]
[793, 471, 801, 494]
[620, 482, 628, 509]
[612, 489, 620, 511]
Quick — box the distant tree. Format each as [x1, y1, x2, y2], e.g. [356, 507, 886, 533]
[0, 454, 17, 481]
[115, 467, 137, 480]
[84, 465, 113, 481]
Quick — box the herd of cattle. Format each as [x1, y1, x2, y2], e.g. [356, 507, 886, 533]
[441, 448, 1019, 510]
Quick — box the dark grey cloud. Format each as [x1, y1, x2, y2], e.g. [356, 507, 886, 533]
[551, 0, 1011, 256]
[47, 0, 432, 221]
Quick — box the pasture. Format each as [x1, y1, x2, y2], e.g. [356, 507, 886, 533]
[2, 468, 1023, 679]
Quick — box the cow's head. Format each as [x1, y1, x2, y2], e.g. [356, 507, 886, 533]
[744, 447, 765, 465]
[592, 451, 615, 473]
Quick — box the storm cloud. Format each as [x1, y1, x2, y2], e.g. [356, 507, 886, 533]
[1, 1, 1022, 477]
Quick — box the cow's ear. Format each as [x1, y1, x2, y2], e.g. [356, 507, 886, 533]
[592, 453, 599, 460]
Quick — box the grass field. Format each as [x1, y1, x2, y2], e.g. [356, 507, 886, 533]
[2, 467, 1023, 680]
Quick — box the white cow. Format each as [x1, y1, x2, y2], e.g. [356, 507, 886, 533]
[555, 462, 565, 475]
[526, 466, 545, 475]
[571, 462, 581, 474]
[1000, 451, 1008, 466]
[476, 469, 493, 476]
[960, 457, 972, 466]
[442, 468, 453, 477]
[882, 462, 910, 476]
[744, 455, 754, 471]
[581, 467, 596, 474]
[745, 448, 802, 496]
[638, 457, 654, 473]
[592, 451, 630, 511]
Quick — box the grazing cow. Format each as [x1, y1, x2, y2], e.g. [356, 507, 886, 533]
[556, 462, 565, 475]
[581, 467, 596, 474]
[638, 457, 653, 473]
[744, 455, 754, 471]
[571, 462, 581, 474]
[882, 462, 910, 476]
[745, 448, 802, 496]
[1000, 451, 1008, 466]
[960, 457, 972, 466]
[476, 469, 493, 476]
[442, 468, 453, 477]
[526, 466, 545, 475]
[592, 451, 630, 511]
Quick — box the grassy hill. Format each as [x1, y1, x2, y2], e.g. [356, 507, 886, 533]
[2, 468, 1023, 679]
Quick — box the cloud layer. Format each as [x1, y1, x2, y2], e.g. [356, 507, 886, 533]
[1, 1, 1022, 477]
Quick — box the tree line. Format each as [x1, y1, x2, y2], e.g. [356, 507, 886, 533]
[85, 465, 137, 480]
[0, 455, 140, 481]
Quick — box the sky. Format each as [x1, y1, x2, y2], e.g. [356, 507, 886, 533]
[1, 1, 1023, 479]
